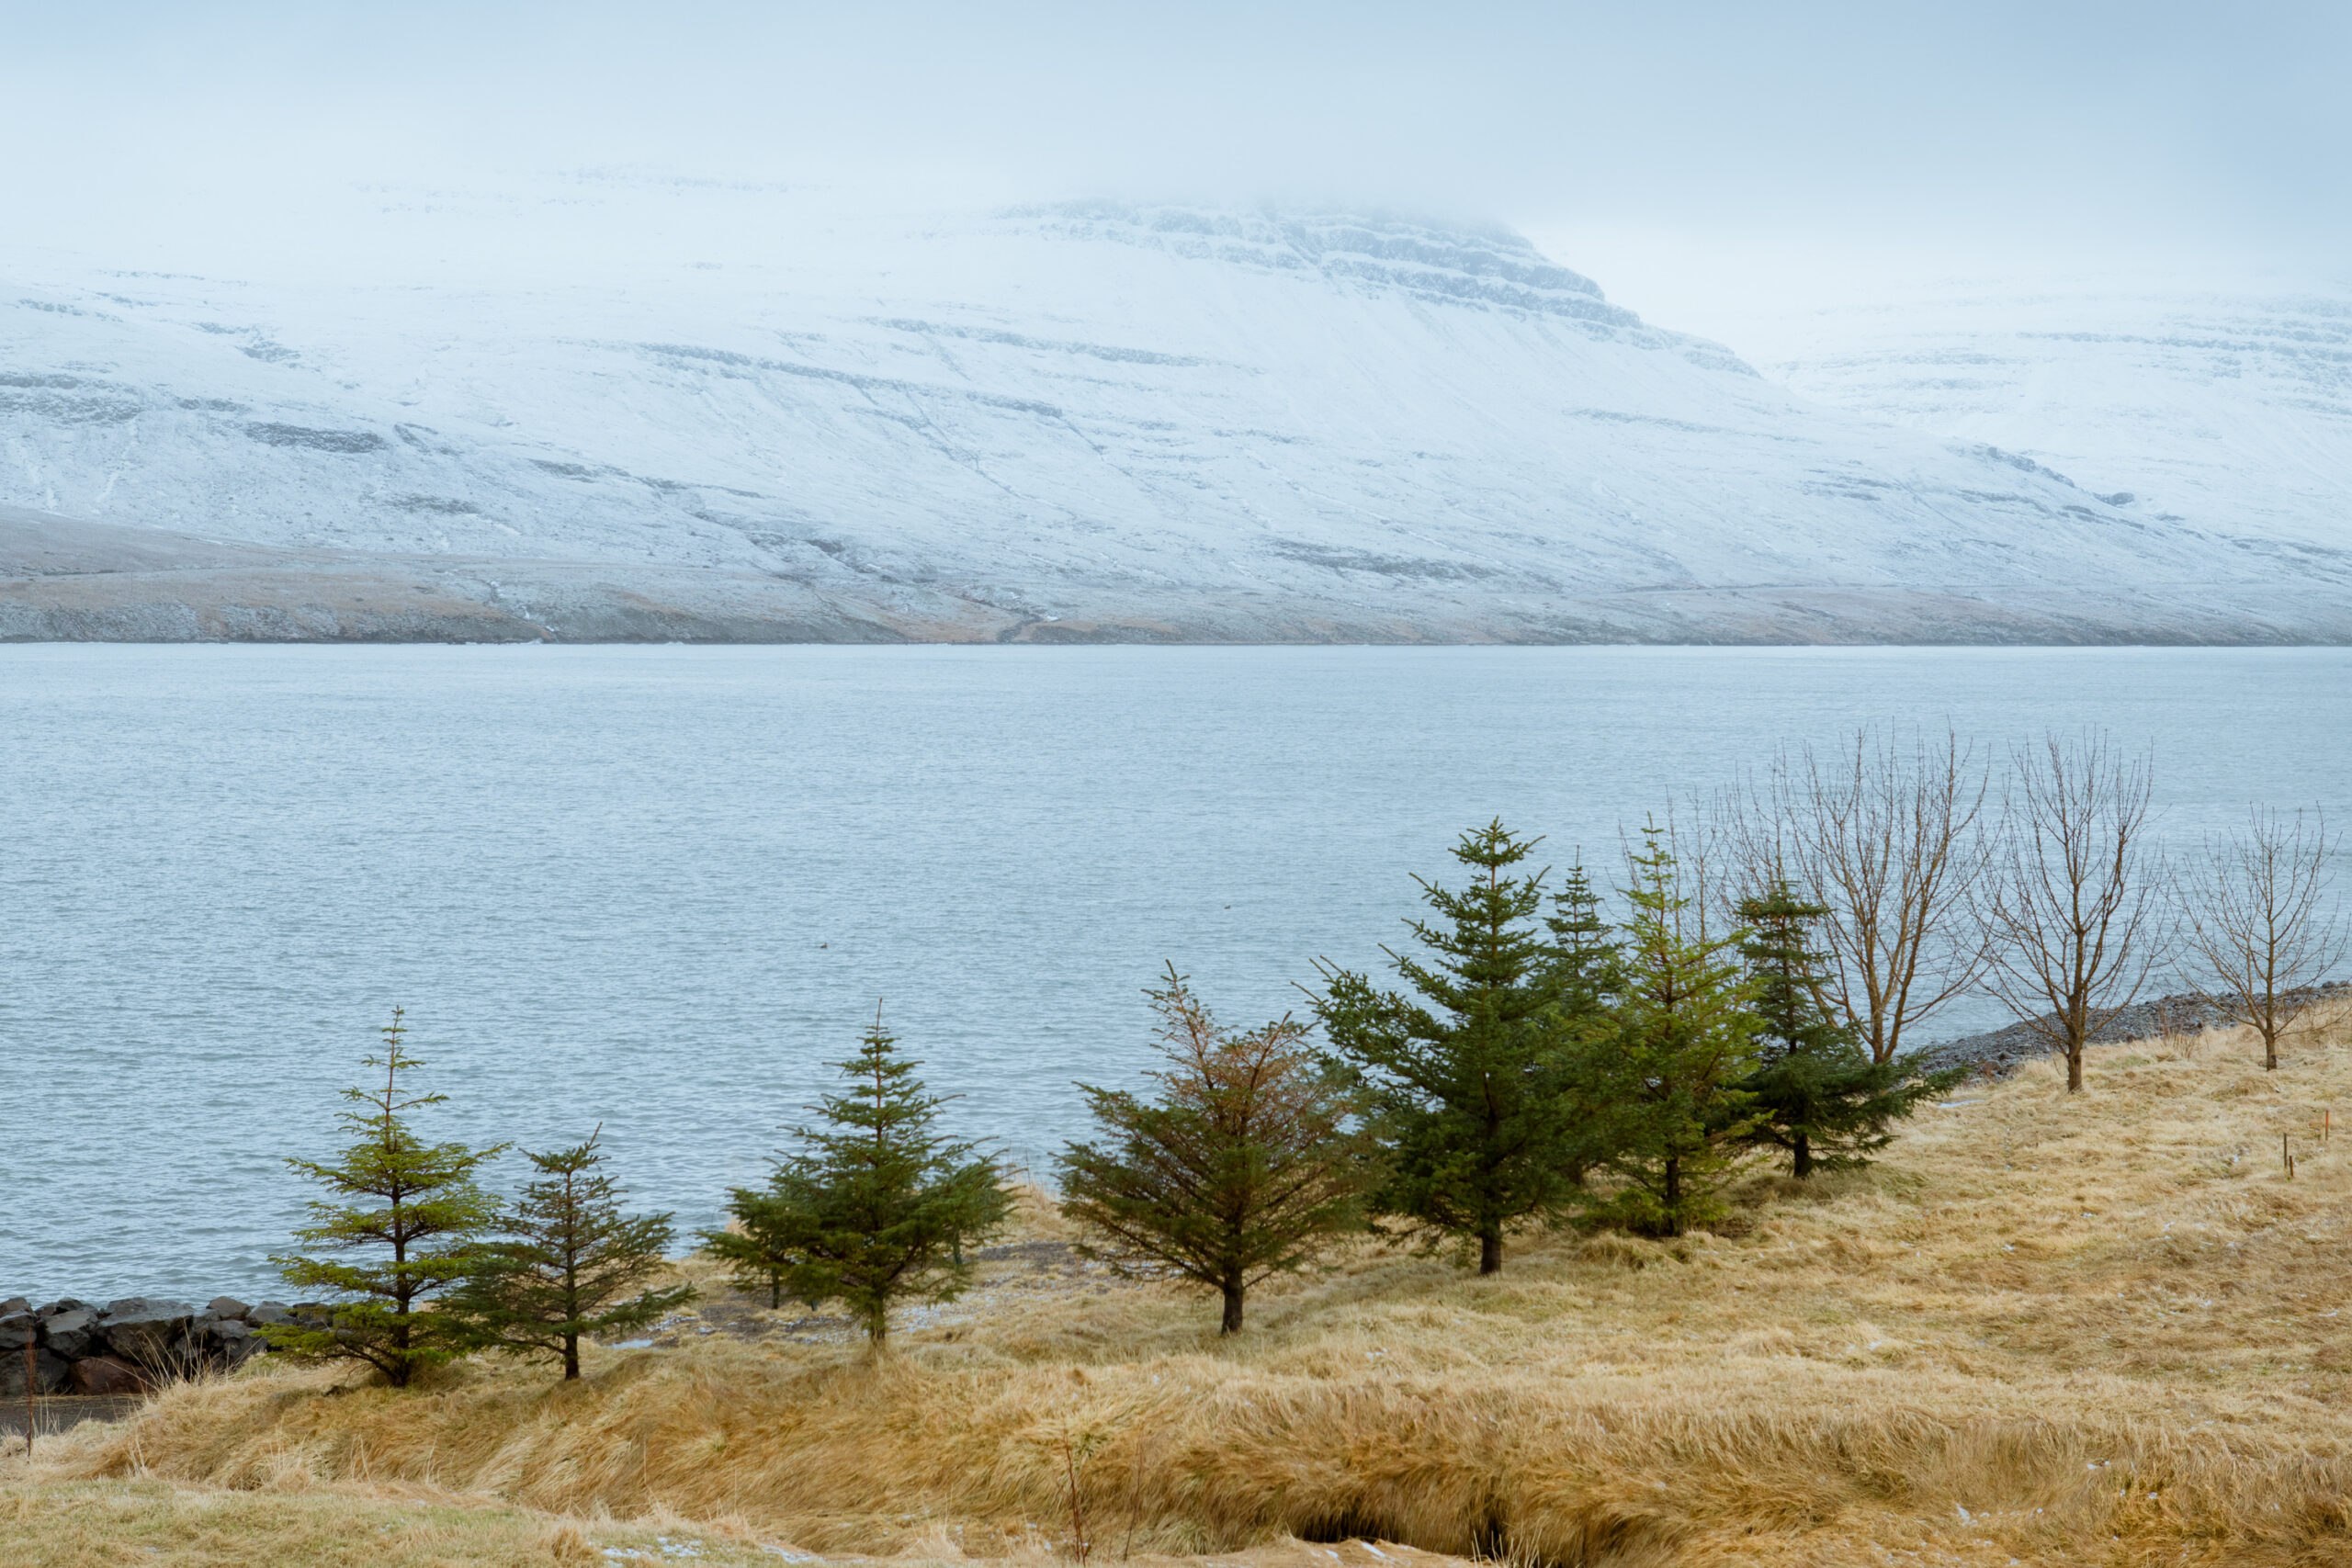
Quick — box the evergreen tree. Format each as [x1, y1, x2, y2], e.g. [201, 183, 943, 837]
[1314, 820, 1589, 1274]
[1546, 861, 1619, 1016]
[266, 1009, 504, 1386]
[701, 1009, 1009, 1344]
[1058, 965, 1379, 1335]
[445, 1127, 697, 1379]
[1582, 827, 1759, 1237]
[1734, 887, 1960, 1177]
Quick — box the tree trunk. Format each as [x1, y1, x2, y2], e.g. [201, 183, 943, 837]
[1219, 1282, 1245, 1336]
[390, 1236, 413, 1387]
[563, 1333, 580, 1382]
[2066, 1043, 2083, 1092]
[2265, 1027, 2279, 1072]
[1662, 1156, 1682, 1235]
[1477, 1229, 1502, 1276]
[1792, 1133, 1813, 1179]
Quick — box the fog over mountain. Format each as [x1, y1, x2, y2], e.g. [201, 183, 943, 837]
[3, 5, 2346, 641]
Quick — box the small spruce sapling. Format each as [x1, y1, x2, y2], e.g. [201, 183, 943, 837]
[1546, 861, 1619, 1019]
[447, 1126, 696, 1379]
[1314, 820, 1589, 1274]
[1582, 826, 1758, 1236]
[703, 1008, 1008, 1345]
[1058, 964, 1378, 1335]
[267, 1009, 504, 1386]
[1733, 887, 1959, 1178]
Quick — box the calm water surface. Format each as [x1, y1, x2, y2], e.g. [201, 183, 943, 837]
[4, 644, 2346, 1295]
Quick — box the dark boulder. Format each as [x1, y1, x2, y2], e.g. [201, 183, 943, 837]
[248, 1303, 294, 1327]
[38, 1298, 92, 1318]
[206, 1297, 252, 1320]
[101, 1299, 196, 1365]
[0, 1312, 34, 1352]
[40, 1307, 101, 1359]
[0, 1297, 28, 1318]
[68, 1355, 149, 1396]
[0, 1348, 71, 1397]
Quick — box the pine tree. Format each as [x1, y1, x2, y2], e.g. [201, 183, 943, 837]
[1546, 862, 1619, 1017]
[1735, 887, 1960, 1177]
[1314, 820, 1589, 1274]
[266, 1010, 504, 1386]
[701, 1009, 1009, 1345]
[1058, 965, 1378, 1335]
[445, 1127, 697, 1379]
[1582, 827, 1759, 1237]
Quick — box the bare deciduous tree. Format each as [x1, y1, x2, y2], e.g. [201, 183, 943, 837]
[1977, 731, 2167, 1092]
[2177, 807, 2345, 1071]
[1719, 726, 1992, 1064]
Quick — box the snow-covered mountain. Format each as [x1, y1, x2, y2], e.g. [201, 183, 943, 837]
[2, 181, 2345, 641]
[1745, 274, 2352, 574]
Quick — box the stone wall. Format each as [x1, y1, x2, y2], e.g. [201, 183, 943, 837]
[0, 1294, 305, 1397]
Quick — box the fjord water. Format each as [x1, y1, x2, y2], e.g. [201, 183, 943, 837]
[5, 644, 2346, 1295]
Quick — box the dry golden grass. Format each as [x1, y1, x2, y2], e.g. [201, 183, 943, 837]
[15, 1011, 2352, 1566]
[0, 1476, 779, 1566]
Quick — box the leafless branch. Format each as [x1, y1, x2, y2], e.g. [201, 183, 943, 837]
[2177, 806, 2345, 1071]
[1718, 725, 1992, 1063]
[1975, 730, 2168, 1092]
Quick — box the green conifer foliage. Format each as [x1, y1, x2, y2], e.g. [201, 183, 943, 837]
[702, 1010, 1009, 1344]
[266, 1010, 504, 1386]
[1058, 965, 1379, 1334]
[446, 1127, 696, 1379]
[1735, 887, 1961, 1178]
[1546, 862, 1619, 1017]
[1314, 820, 1587, 1274]
[1584, 827, 1759, 1237]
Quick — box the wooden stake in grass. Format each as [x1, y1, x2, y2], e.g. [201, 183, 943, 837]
[2285, 1134, 2294, 1179]
[1062, 1434, 1091, 1564]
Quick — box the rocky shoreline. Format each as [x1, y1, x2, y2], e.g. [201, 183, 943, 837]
[0, 1295, 315, 1397]
[13, 509, 2352, 649]
[1917, 984, 2352, 1079]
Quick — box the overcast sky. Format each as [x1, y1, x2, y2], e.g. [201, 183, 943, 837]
[5, 2, 2345, 322]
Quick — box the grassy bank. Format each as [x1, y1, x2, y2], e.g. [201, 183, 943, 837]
[10, 1015, 2352, 1566]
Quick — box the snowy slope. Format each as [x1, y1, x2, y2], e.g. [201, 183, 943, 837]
[1, 181, 2343, 640]
[1744, 274, 2352, 576]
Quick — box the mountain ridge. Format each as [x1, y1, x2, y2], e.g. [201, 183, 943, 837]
[0, 188, 2342, 641]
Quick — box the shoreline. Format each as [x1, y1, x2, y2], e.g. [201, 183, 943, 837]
[1918, 984, 2352, 1078]
[11, 513, 2352, 648]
